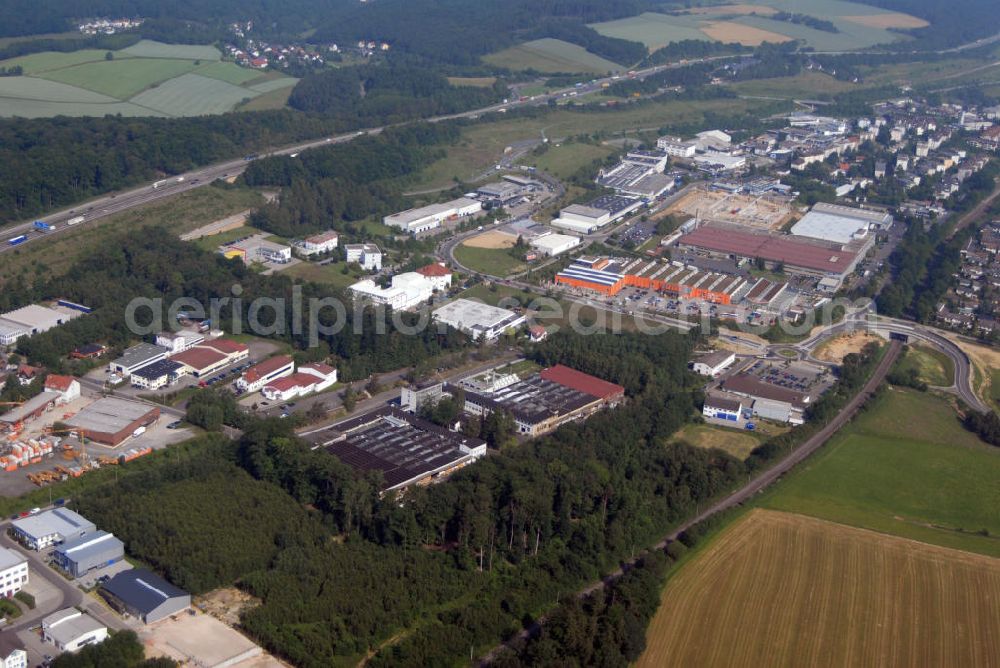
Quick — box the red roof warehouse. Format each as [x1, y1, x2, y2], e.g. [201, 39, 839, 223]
[539, 365, 625, 400]
[678, 226, 861, 276]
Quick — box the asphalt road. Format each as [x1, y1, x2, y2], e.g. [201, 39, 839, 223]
[0, 59, 703, 253]
[478, 339, 903, 665]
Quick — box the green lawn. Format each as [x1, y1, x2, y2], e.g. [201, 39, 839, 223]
[453, 245, 525, 277]
[281, 261, 365, 289]
[759, 388, 1000, 557]
[192, 225, 263, 251]
[0, 49, 135, 74]
[524, 142, 618, 180]
[730, 71, 859, 99]
[894, 345, 954, 387]
[672, 424, 764, 460]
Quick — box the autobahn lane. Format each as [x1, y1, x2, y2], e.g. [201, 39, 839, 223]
[0, 56, 711, 255]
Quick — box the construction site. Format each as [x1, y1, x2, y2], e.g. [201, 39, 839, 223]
[667, 187, 796, 231]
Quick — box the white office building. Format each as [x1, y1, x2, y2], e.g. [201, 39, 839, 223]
[345, 244, 383, 271]
[657, 135, 697, 158]
[349, 272, 435, 311]
[530, 233, 580, 257]
[297, 231, 339, 256]
[0, 548, 28, 598]
[154, 330, 204, 354]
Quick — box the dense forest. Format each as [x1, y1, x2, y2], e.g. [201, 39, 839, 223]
[0, 111, 351, 225]
[243, 123, 457, 237]
[288, 64, 504, 118]
[69, 328, 756, 666]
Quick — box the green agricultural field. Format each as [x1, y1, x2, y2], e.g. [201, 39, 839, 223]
[730, 70, 860, 98]
[119, 39, 221, 60]
[454, 245, 525, 277]
[760, 388, 1000, 557]
[130, 73, 258, 116]
[672, 424, 763, 460]
[195, 60, 263, 86]
[484, 38, 623, 74]
[1, 49, 135, 75]
[590, 0, 925, 52]
[589, 13, 710, 51]
[447, 76, 498, 88]
[0, 40, 297, 117]
[238, 85, 296, 112]
[38, 58, 203, 99]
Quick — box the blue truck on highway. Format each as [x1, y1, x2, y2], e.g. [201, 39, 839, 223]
[8, 234, 27, 246]
[33, 220, 52, 232]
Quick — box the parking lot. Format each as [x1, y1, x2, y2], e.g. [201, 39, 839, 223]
[745, 360, 832, 396]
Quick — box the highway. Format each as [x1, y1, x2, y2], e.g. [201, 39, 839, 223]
[0, 59, 696, 255]
[479, 339, 903, 665]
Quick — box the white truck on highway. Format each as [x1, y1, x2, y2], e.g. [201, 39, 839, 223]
[66, 216, 85, 226]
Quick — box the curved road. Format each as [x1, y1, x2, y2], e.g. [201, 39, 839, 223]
[479, 340, 902, 665]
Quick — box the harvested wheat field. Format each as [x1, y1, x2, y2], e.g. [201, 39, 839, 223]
[843, 13, 929, 30]
[812, 331, 882, 364]
[462, 229, 517, 249]
[639, 509, 1000, 668]
[700, 21, 793, 46]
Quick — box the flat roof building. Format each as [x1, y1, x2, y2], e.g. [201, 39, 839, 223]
[790, 203, 892, 245]
[552, 195, 642, 234]
[677, 226, 862, 280]
[11, 508, 95, 550]
[345, 243, 383, 271]
[691, 350, 737, 377]
[64, 397, 160, 446]
[42, 609, 108, 652]
[530, 233, 580, 257]
[101, 568, 191, 623]
[453, 365, 624, 437]
[0, 304, 82, 335]
[108, 343, 169, 377]
[384, 197, 482, 234]
[0, 391, 59, 431]
[130, 359, 184, 390]
[432, 299, 526, 342]
[169, 346, 229, 378]
[53, 530, 125, 578]
[0, 547, 28, 599]
[306, 406, 487, 491]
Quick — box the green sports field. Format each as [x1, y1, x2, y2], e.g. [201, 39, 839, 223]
[0, 40, 297, 118]
[484, 38, 624, 74]
[760, 388, 1000, 557]
[453, 245, 526, 277]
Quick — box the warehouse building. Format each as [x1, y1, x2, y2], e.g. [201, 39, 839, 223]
[0, 304, 82, 338]
[236, 355, 294, 394]
[42, 609, 107, 652]
[432, 299, 526, 342]
[745, 278, 788, 306]
[691, 350, 736, 376]
[790, 203, 892, 245]
[552, 195, 642, 234]
[719, 373, 808, 424]
[0, 548, 28, 598]
[555, 256, 747, 303]
[53, 530, 125, 578]
[676, 226, 863, 284]
[530, 232, 580, 257]
[65, 398, 160, 447]
[453, 365, 624, 437]
[476, 181, 528, 207]
[384, 197, 482, 234]
[108, 343, 169, 378]
[344, 243, 383, 271]
[307, 406, 488, 491]
[11, 508, 95, 550]
[0, 320, 27, 346]
[0, 391, 59, 432]
[101, 569, 191, 623]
